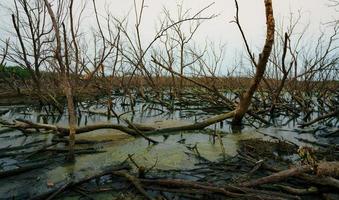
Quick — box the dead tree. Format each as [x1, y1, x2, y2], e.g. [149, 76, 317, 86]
[162, 2, 207, 90]
[43, 0, 77, 161]
[231, 0, 275, 126]
[8, 0, 53, 95]
[2, 0, 276, 142]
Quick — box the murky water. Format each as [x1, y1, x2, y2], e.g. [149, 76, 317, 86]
[0, 99, 330, 199]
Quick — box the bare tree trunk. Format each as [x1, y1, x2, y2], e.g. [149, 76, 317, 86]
[43, 0, 77, 161]
[232, 0, 275, 126]
[64, 79, 77, 161]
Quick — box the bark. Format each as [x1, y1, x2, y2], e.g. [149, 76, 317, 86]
[299, 109, 339, 128]
[30, 163, 130, 200]
[240, 165, 313, 187]
[112, 171, 154, 200]
[140, 178, 300, 199]
[43, 0, 77, 161]
[140, 178, 242, 198]
[297, 174, 339, 190]
[316, 161, 339, 177]
[270, 33, 292, 113]
[232, 0, 275, 125]
[11, 110, 236, 137]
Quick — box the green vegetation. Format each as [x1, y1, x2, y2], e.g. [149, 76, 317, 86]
[0, 65, 31, 79]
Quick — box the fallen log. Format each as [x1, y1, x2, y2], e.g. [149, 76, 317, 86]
[122, 119, 159, 144]
[239, 165, 314, 187]
[0, 127, 16, 134]
[140, 178, 242, 198]
[0, 139, 45, 152]
[52, 138, 113, 145]
[273, 185, 318, 195]
[140, 178, 300, 199]
[14, 118, 138, 136]
[10, 110, 236, 138]
[144, 111, 236, 135]
[44, 148, 106, 155]
[299, 110, 339, 128]
[112, 170, 154, 200]
[0, 162, 47, 178]
[46, 182, 73, 200]
[297, 174, 339, 190]
[30, 163, 131, 200]
[316, 161, 339, 177]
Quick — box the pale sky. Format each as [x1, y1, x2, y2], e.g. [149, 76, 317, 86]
[89, 0, 338, 49]
[0, 0, 338, 73]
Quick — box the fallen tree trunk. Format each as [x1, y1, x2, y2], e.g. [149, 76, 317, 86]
[140, 178, 300, 199]
[30, 163, 130, 200]
[316, 161, 339, 177]
[240, 165, 314, 187]
[299, 110, 339, 128]
[0, 162, 46, 178]
[112, 170, 154, 200]
[10, 111, 236, 138]
[14, 118, 138, 136]
[297, 174, 339, 190]
[240, 162, 339, 189]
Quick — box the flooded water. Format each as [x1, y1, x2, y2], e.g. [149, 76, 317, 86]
[0, 97, 333, 199]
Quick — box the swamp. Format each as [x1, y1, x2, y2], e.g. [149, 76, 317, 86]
[0, 0, 338, 199]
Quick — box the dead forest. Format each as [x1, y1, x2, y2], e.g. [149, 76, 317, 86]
[0, 0, 338, 199]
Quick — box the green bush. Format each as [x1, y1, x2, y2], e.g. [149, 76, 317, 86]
[0, 65, 31, 79]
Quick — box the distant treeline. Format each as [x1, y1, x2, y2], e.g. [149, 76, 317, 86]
[0, 65, 31, 79]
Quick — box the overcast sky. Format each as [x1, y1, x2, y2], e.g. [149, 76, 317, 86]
[0, 0, 337, 72]
[90, 0, 338, 49]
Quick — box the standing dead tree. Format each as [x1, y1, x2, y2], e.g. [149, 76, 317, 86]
[43, 0, 77, 161]
[5, 0, 53, 99]
[230, 0, 275, 126]
[267, 14, 302, 113]
[0, 40, 9, 66]
[162, 2, 206, 90]
[1, 0, 275, 145]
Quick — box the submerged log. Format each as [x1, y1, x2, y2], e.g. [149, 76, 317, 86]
[30, 163, 131, 200]
[0, 162, 46, 178]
